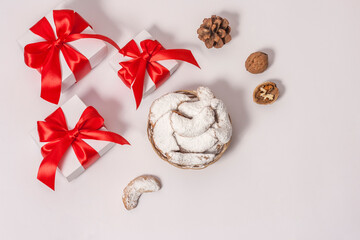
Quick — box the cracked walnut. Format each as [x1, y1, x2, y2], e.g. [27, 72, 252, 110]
[253, 82, 279, 105]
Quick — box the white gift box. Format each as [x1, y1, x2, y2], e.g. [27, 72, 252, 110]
[18, 5, 107, 94]
[109, 30, 179, 98]
[30, 95, 115, 182]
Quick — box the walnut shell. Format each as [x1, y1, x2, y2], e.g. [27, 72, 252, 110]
[253, 81, 279, 105]
[245, 52, 268, 74]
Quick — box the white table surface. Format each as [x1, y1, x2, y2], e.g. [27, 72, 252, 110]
[1, 0, 360, 239]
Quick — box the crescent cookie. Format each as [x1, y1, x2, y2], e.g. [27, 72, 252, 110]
[122, 175, 161, 210]
[149, 93, 193, 125]
[174, 128, 217, 153]
[170, 107, 215, 137]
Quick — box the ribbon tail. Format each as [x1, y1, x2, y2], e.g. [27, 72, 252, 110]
[66, 33, 122, 52]
[37, 138, 72, 190]
[147, 62, 170, 88]
[80, 130, 130, 146]
[151, 49, 200, 68]
[132, 60, 147, 109]
[40, 48, 62, 104]
[72, 139, 100, 169]
[61, 44, 91, 81]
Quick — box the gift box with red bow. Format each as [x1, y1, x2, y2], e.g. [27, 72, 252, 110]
[18, 8, 108, 104]
[109, 30, 200, 108]
[30, 95, 129, 190]
[110, 31, 178, 100]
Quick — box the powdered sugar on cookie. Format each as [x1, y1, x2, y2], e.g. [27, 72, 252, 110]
[211, 98, 232, 144]
[197, 86, 215, 101]
[153, 112, 180, 154]
[166, 152, 215, 168]
[177, 86, 214, 117]
[122, 175, 161, 210]
[148, 86, 232, 169]
[149, 93, 192, 125]
[175, 128, 217, 153]
[178, 100, 210, 117]
[170, 107, 215, 137]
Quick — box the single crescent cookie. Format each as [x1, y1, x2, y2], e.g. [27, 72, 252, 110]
[153, 112, 180, 154]
[178, 100, 210, 118]
[177, 87, 214, 117]
[170, 107, 215, 137]
[122, 175, 161, 210]
[175, 128, 217, 153]
[149, 93, 192, 125]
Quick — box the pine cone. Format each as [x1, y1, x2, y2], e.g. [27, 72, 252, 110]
[197, 15, 232, 49]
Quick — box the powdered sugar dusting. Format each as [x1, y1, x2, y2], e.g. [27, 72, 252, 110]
[178, 100, 210, 117]
[197, 86, 215, 101]
[122, 175, 161, 210]
[175, 128, 217, 153]
[170, 107, 215, 137]
[153, 112, 179, 154]
[211, 98, 232, 144]
[166, 152, 215, 168]
[149, 93, 191, 125]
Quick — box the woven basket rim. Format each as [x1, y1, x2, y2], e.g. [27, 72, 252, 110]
[147, 89, 232, 170]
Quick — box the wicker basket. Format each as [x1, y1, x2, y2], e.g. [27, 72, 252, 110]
[147, 90, 232, 169]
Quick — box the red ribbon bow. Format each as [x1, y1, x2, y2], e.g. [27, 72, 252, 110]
[37, 106, 129, 190]
[24, 10, 121, 104]
[118, 39, 200, 108]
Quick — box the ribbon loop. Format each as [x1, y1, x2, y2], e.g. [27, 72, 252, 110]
[37, 106, 130, 190]
[117, 39, 200, 109]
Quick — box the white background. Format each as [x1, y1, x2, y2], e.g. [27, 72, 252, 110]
[1, 0, 360, 239]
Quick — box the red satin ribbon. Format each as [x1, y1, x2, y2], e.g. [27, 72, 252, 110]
[37, 106, 129, 190]
[24, 10, 121, 104]
[118, 39, 200, 108]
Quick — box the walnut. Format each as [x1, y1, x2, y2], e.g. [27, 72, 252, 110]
[253, 81, 279, 105]
[245, 51, 268, 74]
